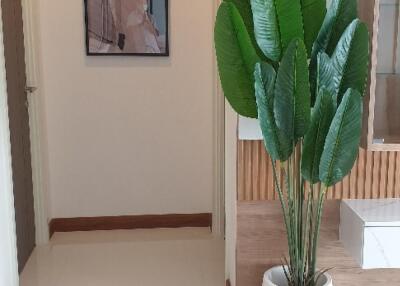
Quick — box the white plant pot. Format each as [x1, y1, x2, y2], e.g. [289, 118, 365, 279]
[262, 266, 333, 286]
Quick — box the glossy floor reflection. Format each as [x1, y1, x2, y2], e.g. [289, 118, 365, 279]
[20, 228, 224, 286]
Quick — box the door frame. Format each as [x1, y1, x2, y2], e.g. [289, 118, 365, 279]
[21, 0, 49, 245]
[0, 5, 19, 285]
[213, 0, 238, 284]
[212, 0, 226, 237]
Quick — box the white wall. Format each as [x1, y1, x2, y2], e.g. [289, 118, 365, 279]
[36, 0, 215, 218]
[0, 6, 19, 285]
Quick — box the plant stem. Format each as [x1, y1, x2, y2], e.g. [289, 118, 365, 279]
[271, 160, 290, 248]
[306, 184, 315, 279]
[272, 142, 329, 286]
[311, 184, 328, 277]
[302, 185, 312, 279]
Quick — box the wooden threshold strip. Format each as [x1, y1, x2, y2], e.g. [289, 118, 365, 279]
[49, 213, 212, 237]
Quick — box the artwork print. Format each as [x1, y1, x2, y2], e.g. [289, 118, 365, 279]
[85, 0, 169, 56]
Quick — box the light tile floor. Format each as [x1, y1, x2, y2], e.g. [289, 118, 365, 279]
[20, 228, 225, 286]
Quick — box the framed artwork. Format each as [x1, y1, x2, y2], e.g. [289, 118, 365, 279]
[84, 0, 169, 56]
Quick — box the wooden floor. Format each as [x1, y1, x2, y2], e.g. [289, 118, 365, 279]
[237, 201, 400, 286]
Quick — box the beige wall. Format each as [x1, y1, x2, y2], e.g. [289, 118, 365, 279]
[36, 0, 215, 218]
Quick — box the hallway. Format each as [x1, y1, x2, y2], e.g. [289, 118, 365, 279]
[20, 228, 224, 286]
[0, 0, 225, 284]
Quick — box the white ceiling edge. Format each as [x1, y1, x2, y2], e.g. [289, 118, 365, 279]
[238, 116, 263, 140]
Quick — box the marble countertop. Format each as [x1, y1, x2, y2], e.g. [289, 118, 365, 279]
[343, 199, 400, 227]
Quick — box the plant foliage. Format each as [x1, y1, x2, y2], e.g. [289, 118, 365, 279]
[214, 2, 261, 118]
[320, 89, 363, 187]
[274, 39, 311, 141]
[301, 88, 335, 183]
[309, 0, 358, 102]
[251, 0, 281, 61]
[214, 0, 370, 285]
[255, 62, 292, 161]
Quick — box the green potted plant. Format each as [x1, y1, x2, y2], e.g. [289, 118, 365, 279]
[214, 0, 370, 285]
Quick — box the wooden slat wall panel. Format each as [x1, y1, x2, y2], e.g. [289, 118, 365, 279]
[237, 140, 400, 201]
[396, 153, 400, 197]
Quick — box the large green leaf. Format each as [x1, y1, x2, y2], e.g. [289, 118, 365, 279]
[250, 0, 281, 61]
[301, 0, 326, 55]
[225, 0, 267, 60]
[301, 88, 335, 183]
[214, 2, 261, 118]
[315, 52, 335, 105]
[309, 0, 357, 97]
[319, 89, 362, 187]
[275, 0, 305, 53]
[255, 62, 293, 161]
[274, 39, 311, 140]
[312, 0, 357, 56]
[330, 19, 370, 104]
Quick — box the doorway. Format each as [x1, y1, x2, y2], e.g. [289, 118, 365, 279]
[1, 0, 35, 273]
[0, 5, 19, 286]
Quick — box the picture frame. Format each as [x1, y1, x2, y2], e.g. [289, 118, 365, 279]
[84, 0, 169, 56]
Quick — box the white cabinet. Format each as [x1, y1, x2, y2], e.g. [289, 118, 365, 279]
[340, 199, 400, 269]
[238, 116, 262, 140]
